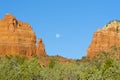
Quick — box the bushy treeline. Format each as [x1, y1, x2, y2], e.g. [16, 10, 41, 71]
[0, 46, 120, 80]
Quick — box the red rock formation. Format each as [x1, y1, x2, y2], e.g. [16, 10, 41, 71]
[36, 38, 46, 56]
[0, 14, 46, 57]
[87, 20, 120, 57]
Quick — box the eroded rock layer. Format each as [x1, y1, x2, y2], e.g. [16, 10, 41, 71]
[0, 14, 46, 57]
[36, 39, 46, 57]
[87, 20, 120, 57]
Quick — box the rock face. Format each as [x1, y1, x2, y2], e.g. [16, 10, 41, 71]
[36, 39, 46, 56]
[0, 14, 46, 57]
[87, 20, 120, 57]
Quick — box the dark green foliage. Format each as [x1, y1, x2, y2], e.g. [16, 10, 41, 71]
[116, 26, 119, 33]
[0, 56, 41, 80]
[1, 48, 120, 80]
[105, 20, 120, 27]
[48, 59, 56, 69]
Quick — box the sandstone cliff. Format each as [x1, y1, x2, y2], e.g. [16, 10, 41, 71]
[87, 20, 120, 57]
[36, 39, 46, 56]
[0, 14, 46, 57]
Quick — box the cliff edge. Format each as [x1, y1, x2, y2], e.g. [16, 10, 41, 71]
[87, 20, 120, 57]
[0, 14, 46, 57]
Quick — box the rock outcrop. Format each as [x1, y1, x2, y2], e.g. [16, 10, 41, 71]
[36, 39, 46, 56]
[87, 20, 120, 57]
[0, 14, 46, 57]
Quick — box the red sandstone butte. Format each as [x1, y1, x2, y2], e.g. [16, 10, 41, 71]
[0, 14, 46, 57]
[87, 20, 120, 57]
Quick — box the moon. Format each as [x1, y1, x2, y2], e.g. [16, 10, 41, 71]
[56, 34, 60, 38]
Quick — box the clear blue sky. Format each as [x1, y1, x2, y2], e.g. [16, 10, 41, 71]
[0, 0, 120, 59]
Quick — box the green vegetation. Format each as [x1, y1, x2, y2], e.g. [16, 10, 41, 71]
[1, 47, 120, 80]
[116, 26, 119, 33]
[105, 20, 120, 27]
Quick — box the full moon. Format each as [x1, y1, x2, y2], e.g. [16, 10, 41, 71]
[56, 34, 60, 38]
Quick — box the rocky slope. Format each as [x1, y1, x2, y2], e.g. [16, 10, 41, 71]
[0, 14, 46, 57]
[87, 20, 120, 57]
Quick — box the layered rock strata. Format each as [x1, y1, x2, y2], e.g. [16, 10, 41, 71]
[0, 14, 46, 57]
[87, 20, 120, 57]
[36, 39, 46, 56]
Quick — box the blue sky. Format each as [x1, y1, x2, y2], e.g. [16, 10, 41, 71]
[0, 0, 120, 59]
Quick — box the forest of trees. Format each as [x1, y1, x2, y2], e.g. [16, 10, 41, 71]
[0, 46, 120, 80]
